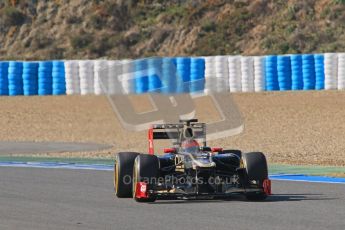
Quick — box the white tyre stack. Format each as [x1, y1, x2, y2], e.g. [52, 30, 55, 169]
[214, 56, 229, 92]
[324, 53, 338, 90]
[108, 60, 122, 95]
[337, 53, 345, 90]
[64, 60, 80, 95]
[203, 56, 215, 94]
[228, 56, 242, 92]
[241, 56, 254, 92]
[79, 60, 94, 95]
[94, 60, 108, 95]
[253, 56, 266, 92]
[121, 59, 135, 94]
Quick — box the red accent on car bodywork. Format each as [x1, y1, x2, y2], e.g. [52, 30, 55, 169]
[164, 148, 176, 154]
[211, 147, 223, 152]
[135, 182, 149, 199]
[182, 140, 200, 148]
[148, 127, 154, 155]
[263, 179, 272, 195]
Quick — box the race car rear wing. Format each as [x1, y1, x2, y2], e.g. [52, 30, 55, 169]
[148, 123, 206, 154]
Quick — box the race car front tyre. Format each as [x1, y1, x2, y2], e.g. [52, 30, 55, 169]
[114, 152, 140, 198]
[243, 152, 269, 201]
[133, 154, 159, 202]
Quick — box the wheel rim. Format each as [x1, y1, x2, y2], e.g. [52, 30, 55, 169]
[132, 159, 138, 198]
[114, 158, 119, 194]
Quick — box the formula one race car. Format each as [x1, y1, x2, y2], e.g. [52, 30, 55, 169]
[114, 119, 271, 202]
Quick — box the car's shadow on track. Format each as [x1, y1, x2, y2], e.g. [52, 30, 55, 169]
[265, 193, 337, 202]
[147, 193, 337, 204]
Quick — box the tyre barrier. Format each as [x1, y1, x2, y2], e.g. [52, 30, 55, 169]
[265, 56, 279, 91]
[324, 53, 338, 90]
[79, 60, 94, 95]
[0, 62, 9, 95]
[94, 60, 107, 95]
[121, 59, 135, 94]
[337, 53, 345, 90]
[241, 56, 254, 92]
[23, 62, 38, 96]
[38, 61, 53, 95]
[52, 61, 66, 95]
[302, 54, 316, 90]
[190, 58, 205, 93]
[214, 56, 229, 93]
[134, 59, 149, 94]
[277, 56, 292, 91]
[290, 55, 303, 90]
[228, 56, 241, 92]
[161, 57, 177, 94]
[147, 57, 162, 93]
[314, 54, 325, 90]
[253, 56, 265, 92]
[64, 61, 80, 95]
[175, 57, 191, 93]
[204, 56, 215, 94]
[2, 54, 345, 96]
[107, 60, 121, 95]
[8, 61, 23, 96]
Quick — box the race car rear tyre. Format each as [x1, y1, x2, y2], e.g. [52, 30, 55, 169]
[114, 152, 140, 198]
[133, 154, 159, 202]
[243, 152, 268, 201]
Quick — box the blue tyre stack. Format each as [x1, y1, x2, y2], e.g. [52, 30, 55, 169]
[302, 54, 316, 90]
[134, 59, 148, 94]
[0, 62, 9, 95]
[277, 56, 292, 90]
[314, 54, 325, 90]
[38, 61, 53, 95]
[175, 57, 191, 93]
[161, 57, 177, 94]
[290, 55, 303, 90]
[8, 61, 23, 96]
[22, 62, 38, 96]
[52, 61, 66, 95]
[147, 58, 162, 93]
[265, 55, 279, 91]
[190, 58, 205, 93]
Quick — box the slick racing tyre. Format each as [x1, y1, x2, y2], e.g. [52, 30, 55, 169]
[114, 152, 140, 198]
[133, 154, 159, 202]
[243, 152, 269, 201]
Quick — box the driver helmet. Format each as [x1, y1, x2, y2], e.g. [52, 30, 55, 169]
[181, 139, 200, 153]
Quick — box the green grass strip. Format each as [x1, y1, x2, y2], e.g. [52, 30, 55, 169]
[269, 164, 345, 176]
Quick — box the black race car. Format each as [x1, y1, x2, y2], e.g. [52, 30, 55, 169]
[114, 119, 271, 202]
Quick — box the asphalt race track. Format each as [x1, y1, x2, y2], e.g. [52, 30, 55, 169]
[0, 167, 344, 230]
